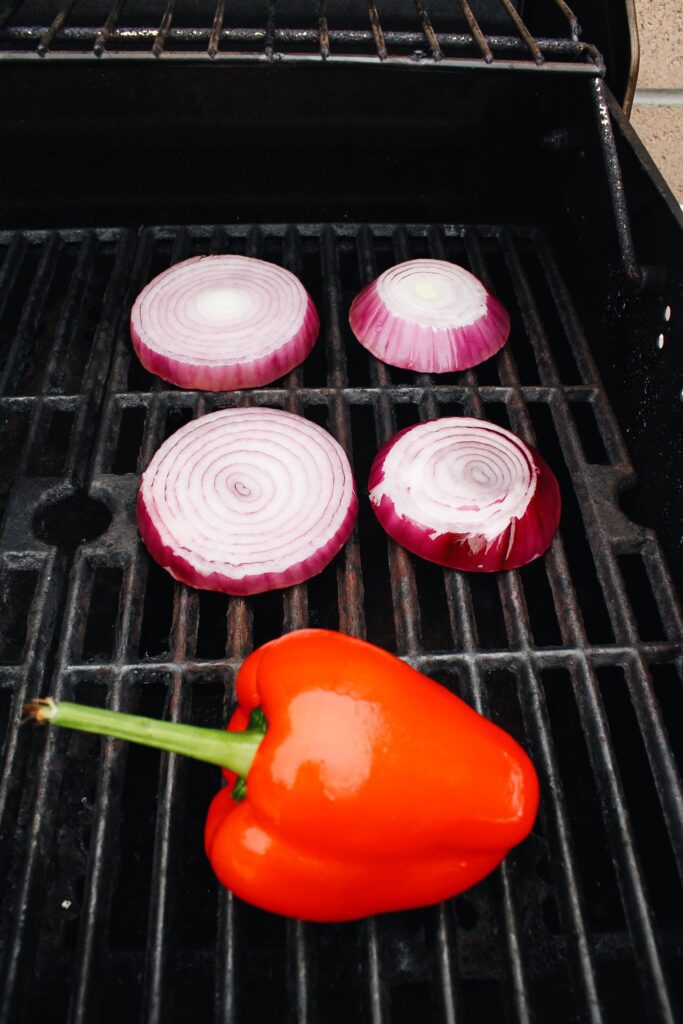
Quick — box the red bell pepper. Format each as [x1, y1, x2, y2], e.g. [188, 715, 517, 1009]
[25, 629, 538, 922]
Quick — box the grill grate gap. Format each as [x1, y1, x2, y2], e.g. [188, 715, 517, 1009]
[650, 663, 683, 778]
[81, 566, 124, 662]
[112, 405, 147, 474]
[26, 408, 74, 476]
[526, 402, 615, 643]
[0, 565, 38, 664]
[541, 668, 626, 932]
[0, 410, 30, 520]
[569, 400, 610, 465]
[617, 554, 667, 642]
[598, 666, 683, 929]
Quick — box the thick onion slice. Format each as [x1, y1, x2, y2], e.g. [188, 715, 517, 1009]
[369, 418, 560, 572]
[137, 408, 358, 595]
[131, 255, 319, 391]
[349, 259, 510, 373]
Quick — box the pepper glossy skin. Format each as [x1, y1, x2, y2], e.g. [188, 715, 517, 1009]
[205, 629, 539, 922]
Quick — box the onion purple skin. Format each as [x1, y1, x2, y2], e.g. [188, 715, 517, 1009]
[368, 426, 561, 573]
[349, 285, 510, 374]
[130, 297, 319, 392]
[136, 487, 359, 597]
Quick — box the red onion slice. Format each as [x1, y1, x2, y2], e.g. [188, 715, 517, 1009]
[369, 418, 560, 572]
[137, 408, 358, 595]
[131, 255, 319, 391]
[349, 259, 510, 373]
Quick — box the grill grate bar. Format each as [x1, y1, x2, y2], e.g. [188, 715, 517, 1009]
[0, 25, 598, 58]
[36, 643, 682, 679]
[264, 0, 276, 58]
[365, 917, 386, 1024]
[152, 0, 175, 56]
[208, 0, 225, 58]
[498, 0, 544, 63]
[37, 0, 79, 54]
[0, 0, 22, 30]
[434, 904, 458, 1024]
[93, 0, 126, 54]
[551, 0, 581, 41]
[366, 0, 388, 60]
[413, 0, 443, 60]
[317, 0, 329, 58]
[454, 0, 493, 61]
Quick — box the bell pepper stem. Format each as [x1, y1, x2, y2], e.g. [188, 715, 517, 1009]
[24, 698, 262, 777]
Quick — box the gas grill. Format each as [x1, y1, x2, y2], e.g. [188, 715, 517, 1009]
[0, 2, 682, 1022]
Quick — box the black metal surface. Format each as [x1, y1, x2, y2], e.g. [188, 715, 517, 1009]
[0, 221, 681, 1024]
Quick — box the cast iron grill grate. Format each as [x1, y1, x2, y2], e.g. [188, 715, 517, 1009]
[0, 0, 602, 68]
[0, 222, 681, 1024]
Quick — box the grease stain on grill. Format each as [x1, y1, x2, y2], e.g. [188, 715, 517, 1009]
[33, 490, 112, 548]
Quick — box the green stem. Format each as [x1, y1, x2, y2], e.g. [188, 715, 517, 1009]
[24, 698, 263, 777]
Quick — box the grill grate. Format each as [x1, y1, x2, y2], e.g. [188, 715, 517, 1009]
[0, 222, 681, 1024]
[0, 0, 602, 68]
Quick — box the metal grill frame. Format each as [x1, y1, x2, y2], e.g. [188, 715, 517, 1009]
[0, 0, 603, 68]
[0, 221, 681, 1024]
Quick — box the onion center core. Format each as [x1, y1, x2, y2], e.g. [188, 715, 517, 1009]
[194, 287, 251, 322]
[410, 277, 443, 301]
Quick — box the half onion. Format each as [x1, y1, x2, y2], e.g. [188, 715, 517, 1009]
[349, 259, 510, 373]
[137, 408, 358, 595]
[369, 418, 560, 572]
[130, 255, 319, 391]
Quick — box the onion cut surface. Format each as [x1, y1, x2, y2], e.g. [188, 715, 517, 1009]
[349, 259, 510, 373]
[369, 418, 560, 573]
[130, 255, 319, 391]
[137, 408, 358, 595]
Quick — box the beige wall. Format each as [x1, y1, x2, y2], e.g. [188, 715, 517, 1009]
[629, 0, 683, 201]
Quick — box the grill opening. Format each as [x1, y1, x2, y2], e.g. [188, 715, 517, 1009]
[0, 222, 681, 1024]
